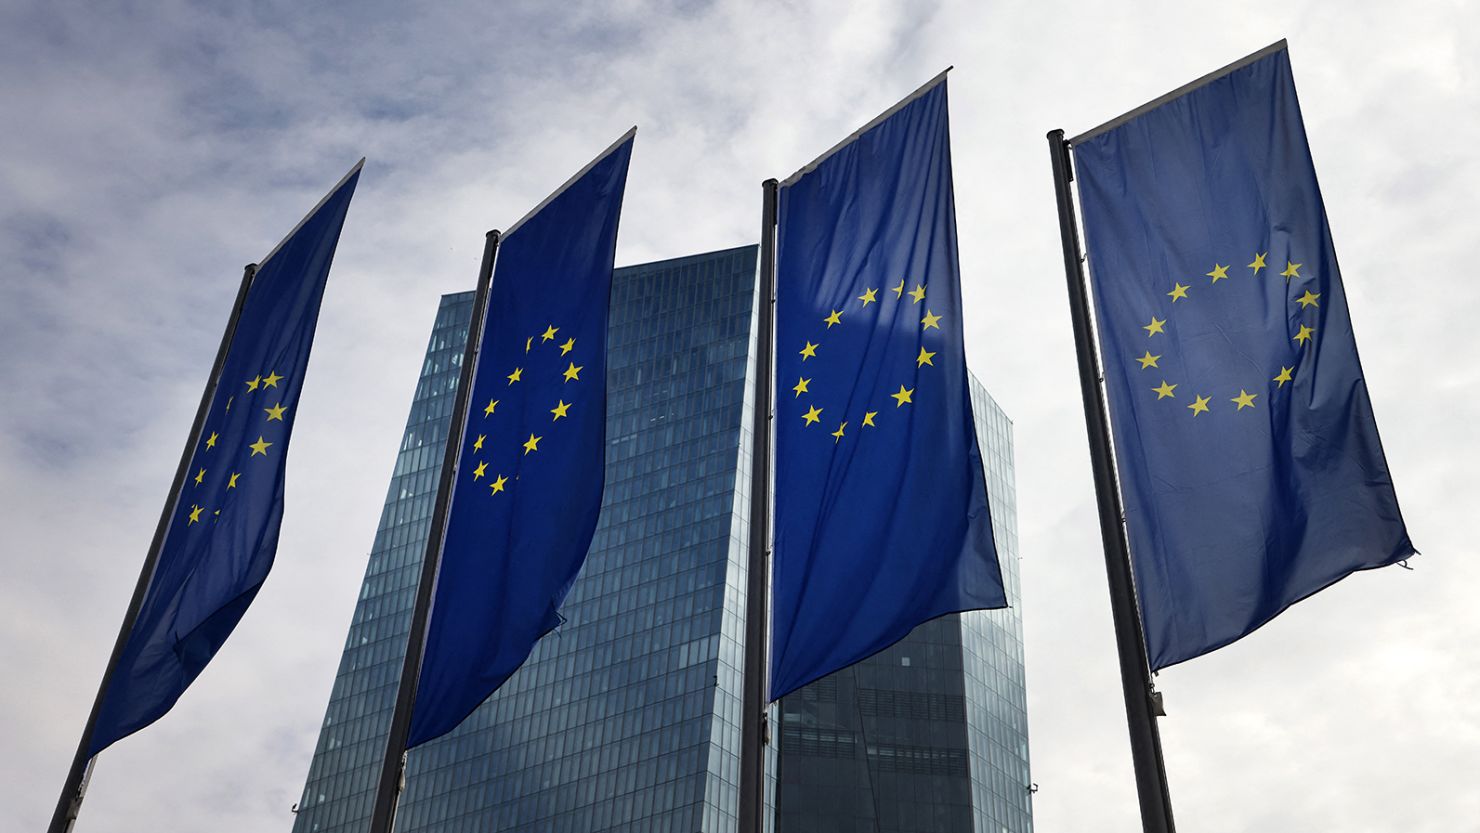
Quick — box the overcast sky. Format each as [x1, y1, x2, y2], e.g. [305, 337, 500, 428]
[3, 1, 1477, 831]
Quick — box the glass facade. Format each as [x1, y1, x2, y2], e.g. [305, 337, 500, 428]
[292, 246, 759, 833]
[291, 246, 1030, 833]
[775, 380, 1032, 833]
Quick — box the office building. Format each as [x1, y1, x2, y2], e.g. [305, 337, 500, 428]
[291, 246, 1030, 832]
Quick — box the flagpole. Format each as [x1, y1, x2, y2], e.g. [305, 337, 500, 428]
[47, 262, 259, 833]
[738, 178, 778, 833]
[1046, 130, 1176, 833]
[368, 229, 500, 833]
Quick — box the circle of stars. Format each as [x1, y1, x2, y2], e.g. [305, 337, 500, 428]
[185, 369, 289, 526]
[792, 278, 940, 443]
[468, 324, 585, 497]
[1136, 251, 1318, 418]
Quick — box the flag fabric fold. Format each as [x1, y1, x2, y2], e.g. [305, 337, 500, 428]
[769, 78, 1005, 701]
[90, 162, 361, 754]
[1072, 44, 1415, 670]
[407, 132, 634, 747]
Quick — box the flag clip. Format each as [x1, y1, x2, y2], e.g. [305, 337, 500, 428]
[1150, 689, 1167, 717]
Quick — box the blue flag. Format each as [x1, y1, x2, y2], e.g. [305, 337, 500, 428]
[407, 132, 634, 747]
[1071, 43, 1415, 670]
[90, 161, 361, 754]
[769, 78, 1005, 701]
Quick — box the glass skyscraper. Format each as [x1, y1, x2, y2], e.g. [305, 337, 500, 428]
[291, 246, 1031, 832]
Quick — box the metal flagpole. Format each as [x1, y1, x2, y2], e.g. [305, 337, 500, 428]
[48, 263, 259, 833]
[368, 229, 500, 833]
[737, 178, 778, 833]
[1046, 130, 1176, 833]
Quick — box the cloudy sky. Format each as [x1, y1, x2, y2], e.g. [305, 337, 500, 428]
[3, 1, 1477, 831]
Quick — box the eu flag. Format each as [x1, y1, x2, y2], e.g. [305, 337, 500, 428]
[407, 132, 634, 746]
[1071, 43, 1415, 670]
[770, 77, 1006, 701]
[90, 161, 361, 754]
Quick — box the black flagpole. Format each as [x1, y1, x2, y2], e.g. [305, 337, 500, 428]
[737, 178, 778, 833]
[48, 263, 259, 833]
[367, 229, 500, 833]
[1047, 130, 1176, 833]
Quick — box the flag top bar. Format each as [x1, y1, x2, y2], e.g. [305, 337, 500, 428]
[258, 157, 366, 268]
[1069, 39, 1287, 146]
[503, 126, 638, 239]
[779, 67, 953, 188]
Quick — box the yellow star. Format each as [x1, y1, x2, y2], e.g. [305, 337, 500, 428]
[1293, 324, 1315, 345]
[862, 411, 878, 427]
[1296, 290, 1320, 308]
[264, 402, 287, 422]
[823, 309, 842, 328]
[249, 436, 272, 456]
[525, 337, 532, 353]
[472, 461, 487, 480]
[892, 279, 905, 298]
[916, 347, 936, 368]
[921, 310, 942, 330]
[563, 362, 583, 382]
[802, 405, 823, 426]
[188, 505, 203, 525]
[1143, 316, 1166, 336]
[891, 385, 914, 407]
[1231, 389, 1257, 410]
[213, 509, 221, 520]
[1153, 380, 1177, 400]
[800, 341, 818, 360]
[792, 377, 810, 397]
[1274, 366, 1294, 387]
[1281, 261, 1302, 280]
[262, 372, 283, 388]
[227, 472, 240, 489]
[1206, 263, 1229, 283]
[490, 474, 508, 494]
[483, 398, 499, 417]
[194, 467, 206, 486]
[246, 375, 261, 391]
[908, 283, 927, 304]
[225, 396, 233, 414]
[831, 421, 847, 443]
[473, 433, 485, 451]
[1167, 283, 1190, 302]
[541, 324, 559, 342]
[523, 433, 542, 454]
[1137, 351, 1161, 370]
[560, 337, 576, 356]
[1249, 252, 1268, 274]
[1187, 394, 1211, 416]
[551, 400, 570, 420]
[858, 287, 878, 306]
[507, 367, 523, 384]
[205, 432, 219, 450]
